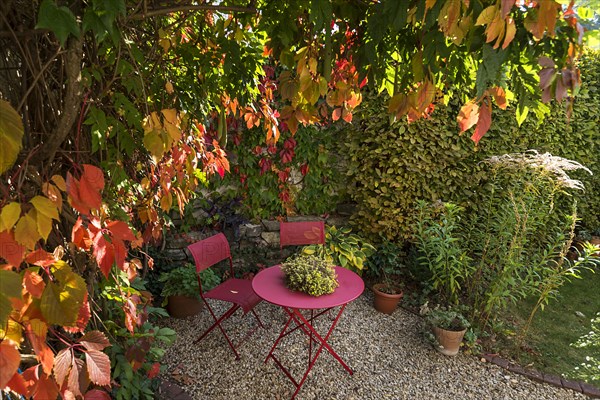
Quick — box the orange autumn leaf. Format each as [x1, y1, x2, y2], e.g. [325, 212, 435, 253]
[471, 98, 492, 144]
[488, 86, 508, 110]
[25, 319, 54, 375]
[67, 165, 105, 215]
[0, 230, 25, 267]
[0, 341, 20, 388]
[457, 100, 480, 132]
[23, 269, 46, 298]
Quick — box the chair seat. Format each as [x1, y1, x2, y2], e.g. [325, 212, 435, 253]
[204, 278, 261, 313]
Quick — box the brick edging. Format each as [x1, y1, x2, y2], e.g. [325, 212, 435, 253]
[481, 353, 600, 398]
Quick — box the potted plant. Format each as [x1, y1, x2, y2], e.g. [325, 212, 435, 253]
[159, 263, 221, 318]
[281, 253, 339, 296]
[302, 225, 376, 275]
[368, 240, 405, 314]
[422, 304, 470, 356]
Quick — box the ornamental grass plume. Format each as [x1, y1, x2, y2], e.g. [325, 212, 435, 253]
[483, 150, 592, 191]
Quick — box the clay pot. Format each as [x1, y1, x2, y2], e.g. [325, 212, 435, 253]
[166, 295, 203, 318]
[372, 283, 403, 314]
[432, 326, 467, 356]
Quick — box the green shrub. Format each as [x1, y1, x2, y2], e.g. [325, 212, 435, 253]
[281, 254, 338, 296]
[570, 312, 600, 385]
[346, 51, 600, 242]
[158, 263, 221, 302]
[302, 225, 375, 274]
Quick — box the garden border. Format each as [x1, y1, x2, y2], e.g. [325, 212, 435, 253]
[481, 353, 600, 398]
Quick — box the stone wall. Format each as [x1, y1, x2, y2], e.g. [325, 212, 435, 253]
[163, 213, 351, 267]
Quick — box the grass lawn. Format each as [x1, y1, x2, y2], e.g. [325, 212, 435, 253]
[499, 267, 600, 385]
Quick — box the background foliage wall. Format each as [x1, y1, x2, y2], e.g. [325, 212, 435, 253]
[346, 51, 600, 242]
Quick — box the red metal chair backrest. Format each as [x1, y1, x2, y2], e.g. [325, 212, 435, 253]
[188, 232, 231, 272]
[279, 221, 325, 248]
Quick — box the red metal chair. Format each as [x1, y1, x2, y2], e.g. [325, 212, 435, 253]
[187, 232, 265, 359]
[279, 221, 325, 248]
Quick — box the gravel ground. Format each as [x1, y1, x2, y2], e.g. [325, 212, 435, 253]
[160, 291, 589, 400]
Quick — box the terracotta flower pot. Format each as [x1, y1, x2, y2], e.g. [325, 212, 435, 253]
[432, 326, 467, 356]
[372, 283, 403, 314]
[166, 295, 203, 318]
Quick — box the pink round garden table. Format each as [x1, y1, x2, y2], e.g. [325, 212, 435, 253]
[252, 265, 364, 399]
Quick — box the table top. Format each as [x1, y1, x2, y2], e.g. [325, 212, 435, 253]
[252, 265, 364, 309]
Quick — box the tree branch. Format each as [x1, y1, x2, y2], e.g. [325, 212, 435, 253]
[37, 36, 83, 165]
[130, 4, 257, 19]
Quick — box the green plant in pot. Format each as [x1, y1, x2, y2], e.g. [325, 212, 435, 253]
[368, 240, 405, 314]
[281, 254, 339, 296]
[303, 225, 375, 274]
[159, 263, 221, 318]
[421, 304, 470, 356]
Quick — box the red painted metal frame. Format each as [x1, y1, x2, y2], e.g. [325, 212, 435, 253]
[187, 233, 265, 360]
[264, 305, 353, 399]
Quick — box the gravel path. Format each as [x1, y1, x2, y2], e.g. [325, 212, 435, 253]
[160, 291, 588, 400]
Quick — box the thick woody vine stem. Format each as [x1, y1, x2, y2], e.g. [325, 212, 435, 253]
[37, 36, 84, 166]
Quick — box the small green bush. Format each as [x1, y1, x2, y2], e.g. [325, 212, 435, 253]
[159, 263, 221, 302]
[281, 254, 338, 296]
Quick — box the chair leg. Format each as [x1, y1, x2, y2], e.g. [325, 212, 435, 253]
[195, 304, 241, 359]
[251, 309, 266, 329]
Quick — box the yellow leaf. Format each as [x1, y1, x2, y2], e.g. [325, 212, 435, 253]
[503, 17, 516, 49]
[160, 193, 173, 212]
[51, 175, 67, 191]
[476, 5, 498, 26]
[30, 196, 59, 221]
[42, 183, 63, 210]
[14, 210, 41, 249]
[0, 319, 23, 346]
[41, 262, 86, 326]
[143, 130, 165, 161]
[308, 57, 317, 74]
[161, 109, 181, 142]
[0, 202, 21, 232]
[165, 81, 174, 94]
[0, 100, 24, 175]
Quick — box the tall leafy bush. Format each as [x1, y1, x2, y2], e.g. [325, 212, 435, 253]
[346, 51, 600, 242]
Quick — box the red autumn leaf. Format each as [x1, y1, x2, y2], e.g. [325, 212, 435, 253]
[0, 341, 20, 388]
[79, 330, 110, 351]
[67, 165, 105, 215]
[539, 68, 555, 90]
[85, 350, 111, 386]
[112, 238, 128, 270]
[53, 348, 73, 387]
[488, 87, 508, 110]
[457, 101, 480, 132]
[23, 269, 46, 298]
[501, 0, 515, 18]
[68, 358, 89, 398]
[106, 221, 135, 242]
[33, 370, 59, 400]
[147, 362, 160, 379]
[342, 108, 353, 123]
[84, 389, 112, 400]
[332, 107, 342, 121]
[25, 320, 54, 375]
[471, 98, 492, 144]
[300, 163, 309, 176]
[92, 233, 115, 278]
[0, 230, 25, 267]
[6, 372, 28, 396]
[25, 249, 56, 267]
[71, 217, 92, 250]
[64, 292, 91, 334]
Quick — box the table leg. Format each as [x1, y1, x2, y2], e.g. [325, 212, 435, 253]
[265, 312, 295, 364]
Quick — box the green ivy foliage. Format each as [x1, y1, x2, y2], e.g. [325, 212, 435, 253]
[346, 51, 600, 242]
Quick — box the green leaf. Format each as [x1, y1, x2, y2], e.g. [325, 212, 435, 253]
[0, 270, 21, 328]
[0, 100, 24, 175]
[35, 0, 80, 47]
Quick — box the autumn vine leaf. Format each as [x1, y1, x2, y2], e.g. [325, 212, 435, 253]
[0, 99, 24, 175]
[67, 164, 105, 215]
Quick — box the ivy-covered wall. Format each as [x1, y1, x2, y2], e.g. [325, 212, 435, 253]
[346, 51, 600, 241]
